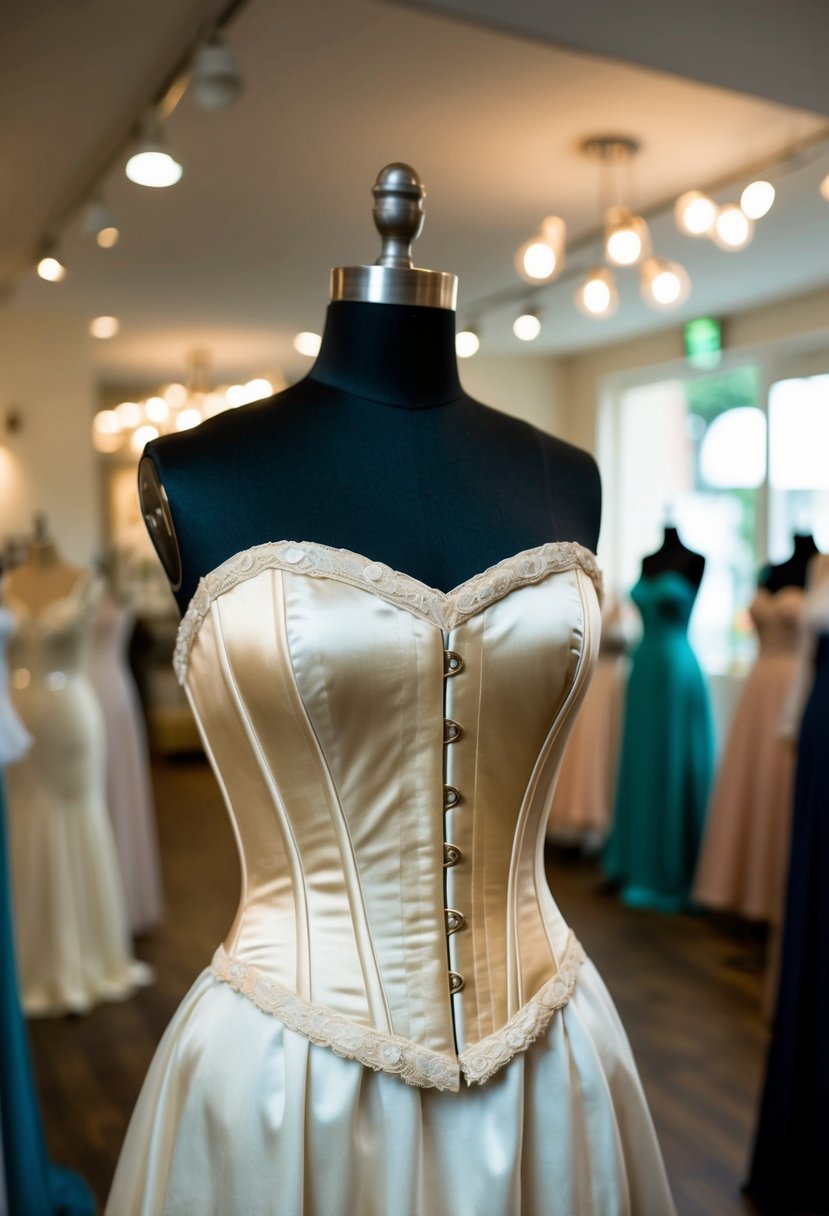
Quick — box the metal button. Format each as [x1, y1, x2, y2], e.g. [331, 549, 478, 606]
[445, 908, 465, 935]
[443, 718, 463, 743]
[443, 785, 461, 810]
[443, 842, 462, 867]
[448, 971, 465, 994]
[443, 651, 464, 677]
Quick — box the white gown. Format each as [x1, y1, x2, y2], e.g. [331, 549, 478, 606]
[6, 574, 151, 1015]
[107, 540, 675, 1215]
[88, 595, 163, 934]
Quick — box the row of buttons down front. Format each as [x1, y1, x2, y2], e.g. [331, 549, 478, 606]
[444, 650, 465, 996]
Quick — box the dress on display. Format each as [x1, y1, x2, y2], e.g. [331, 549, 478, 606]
[0, 606, 95, 1215]
[745, 556, 829, 1214]
[107, 540, 675, 1216]
[603, 570, 713, 912]
[6, 574, 151, 1016]
[547, 599, 629, 847]
[693, 586, 801, 923]
[88, 593, 163, 934]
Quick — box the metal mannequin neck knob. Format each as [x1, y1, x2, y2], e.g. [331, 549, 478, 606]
[330, 163, 457, 310]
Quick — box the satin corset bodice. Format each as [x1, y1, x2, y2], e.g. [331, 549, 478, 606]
[750, 587, 804, 657]
[175, 539, 601, 1090]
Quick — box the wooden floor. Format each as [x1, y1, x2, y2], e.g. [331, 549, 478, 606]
[27, 758, 768, 1215]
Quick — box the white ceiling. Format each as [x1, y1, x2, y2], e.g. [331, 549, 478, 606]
[5, 0, 829, 383]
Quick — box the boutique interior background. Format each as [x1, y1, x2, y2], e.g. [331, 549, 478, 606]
[2, 0, 829, 1210]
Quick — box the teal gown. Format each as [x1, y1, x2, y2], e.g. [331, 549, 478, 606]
[603, 571, 713, 912]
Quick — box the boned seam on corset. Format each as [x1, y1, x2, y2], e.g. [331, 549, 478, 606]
[209, 931, 586, 1091]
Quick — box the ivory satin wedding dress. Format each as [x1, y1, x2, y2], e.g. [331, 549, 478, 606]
[107, 539, 675, 1216]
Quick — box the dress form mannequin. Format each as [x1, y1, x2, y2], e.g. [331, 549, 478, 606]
[641, 524, 705, 588]
[760, 532, 819, 593]
[6, 515, 86, 611]
[139, 164, 600, 613]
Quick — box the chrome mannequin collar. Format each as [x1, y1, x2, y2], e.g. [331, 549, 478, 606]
[330, 163, 457, 311]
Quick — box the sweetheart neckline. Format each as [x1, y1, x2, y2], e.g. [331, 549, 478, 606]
[174, 537, 603, 684]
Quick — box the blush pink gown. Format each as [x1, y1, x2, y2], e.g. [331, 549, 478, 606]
[693, 586, 802, 924]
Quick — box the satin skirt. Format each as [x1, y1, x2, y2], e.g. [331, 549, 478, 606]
[106, 958, 675, 1216]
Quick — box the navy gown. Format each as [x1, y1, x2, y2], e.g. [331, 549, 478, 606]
[603, 571, 713, 912]
[746, 562, 829, 1214]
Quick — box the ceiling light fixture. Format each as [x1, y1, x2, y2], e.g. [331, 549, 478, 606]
[82, 196, 120, 247]
[89, 315, 120, 339]
[512, 309, 542, 341]
[604, 206, 650, 267]
[456, 327, 480, 358]
[639, 256, 691, 310]
[713, 204, 754, 250]
[674, 190, 718, 237]
[575, 267, 618, 319]
[36, 245, 66, 282]
[293, 331, 322, 357]
[515, 216, 566, 284]
[191, 33, 243, 109]
[125, 116, 183, 188]
[740, 179, 775, 220]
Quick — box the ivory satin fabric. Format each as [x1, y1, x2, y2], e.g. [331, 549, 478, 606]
[107, 540, 675, 1216]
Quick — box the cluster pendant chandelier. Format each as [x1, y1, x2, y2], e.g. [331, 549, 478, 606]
[514, 136, 691, 327]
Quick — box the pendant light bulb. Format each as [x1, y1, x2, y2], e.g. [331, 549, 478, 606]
[674, 190, 718, 237]
[126, 117, 183, 188]
[740, 180, 775, 220]
[639, 257, 691, 311]
[82, 197, 120, 247]
[456, 327, 480, 358]
[604, 207, 650, 267]
[36, 252, 66, 282]
[820, 173, 829, 202]
[515, 215, 566, 283]
[713, 204, 754, 251]
[575, 267, 618, 319]
[192, 34, 243, 109]
[513, 310, 542, 342]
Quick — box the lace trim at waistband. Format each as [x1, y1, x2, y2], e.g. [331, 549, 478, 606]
[210, 932, 586, 1091]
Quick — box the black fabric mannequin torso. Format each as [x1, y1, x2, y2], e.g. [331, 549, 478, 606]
[760, 533, 819, 593]
[640, 525, 705, 588]
[140, 301, 601, 614]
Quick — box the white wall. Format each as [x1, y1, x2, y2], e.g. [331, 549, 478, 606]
[0, 311, 99, 563]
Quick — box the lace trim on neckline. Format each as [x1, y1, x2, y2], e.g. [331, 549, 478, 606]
[210, 932, 585, 1091]
[174, 539, 603, 684]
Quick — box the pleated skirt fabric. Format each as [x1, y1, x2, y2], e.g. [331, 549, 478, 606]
[106, 958, 675, 1216]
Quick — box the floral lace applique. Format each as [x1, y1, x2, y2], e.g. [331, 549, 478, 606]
[210, 932, 586, 1091]
[174, 539, 603, 683]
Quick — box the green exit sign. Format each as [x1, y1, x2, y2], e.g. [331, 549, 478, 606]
[684, 316, 722, 367]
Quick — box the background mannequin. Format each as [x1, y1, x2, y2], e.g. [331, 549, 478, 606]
[6, 513, 85, 613]
[139, 166, 600, 611]
[641, 523, 705, 588]
[760, 532, 818, 593]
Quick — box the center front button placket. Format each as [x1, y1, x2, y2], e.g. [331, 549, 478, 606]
[442, 634, 466, 1004]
